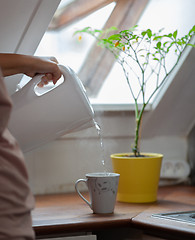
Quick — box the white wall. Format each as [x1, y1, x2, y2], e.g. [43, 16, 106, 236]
[25, 111, 187, 195]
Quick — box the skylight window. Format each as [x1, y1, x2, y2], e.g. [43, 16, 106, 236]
[35, 0, 194, 108]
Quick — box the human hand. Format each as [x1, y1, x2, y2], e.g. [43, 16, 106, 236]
[24, 56, 62, 87]
[0, 54, 62, 87]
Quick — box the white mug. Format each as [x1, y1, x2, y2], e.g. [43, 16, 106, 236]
[75, 172, 120, 214]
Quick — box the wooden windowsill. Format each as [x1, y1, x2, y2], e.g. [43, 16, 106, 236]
[33, 185, 195, 239]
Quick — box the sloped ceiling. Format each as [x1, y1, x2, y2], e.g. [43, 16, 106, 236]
[142, 47, 195, 138]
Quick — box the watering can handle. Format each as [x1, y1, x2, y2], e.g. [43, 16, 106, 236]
[21, 65, 67, 96]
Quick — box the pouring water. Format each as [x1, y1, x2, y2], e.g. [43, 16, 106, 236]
[93, 119, 107, 173]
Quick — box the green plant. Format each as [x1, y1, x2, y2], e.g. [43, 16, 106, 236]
[75, 25, 195, 156]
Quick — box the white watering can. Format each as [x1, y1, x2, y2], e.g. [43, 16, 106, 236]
[8, 65, 94, 153]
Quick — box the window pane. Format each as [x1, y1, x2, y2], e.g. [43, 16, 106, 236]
[34, 0, 194, 106]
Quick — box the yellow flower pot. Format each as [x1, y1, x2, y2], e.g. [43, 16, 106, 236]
[111, 153, 163, 203]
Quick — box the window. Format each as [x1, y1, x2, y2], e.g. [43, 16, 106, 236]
[34, 0, 194, 109]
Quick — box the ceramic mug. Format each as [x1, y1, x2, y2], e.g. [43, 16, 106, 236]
[75, 172, 120, 214]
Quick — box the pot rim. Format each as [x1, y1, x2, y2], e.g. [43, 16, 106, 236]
[110, 152, 163, 159]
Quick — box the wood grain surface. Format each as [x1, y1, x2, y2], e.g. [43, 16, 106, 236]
[32, 185, 195, 239]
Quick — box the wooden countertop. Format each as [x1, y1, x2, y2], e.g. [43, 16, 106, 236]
[32, 185, 195, 239]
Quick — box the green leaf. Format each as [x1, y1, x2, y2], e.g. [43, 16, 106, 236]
[156, 42, 161, 49]
[94, 29, 102, 33]
[176, 40, 182, 46]
[141, 31, 147, 37]
[163, 41, 169, 47]
[108, 26, 118, 31]
[189, 25, 195, 35]
[128, 25, 138, 32]
[73, 27, 91, 35]
[173, 30, 178, 39]
[153, 36, 162, 41]
[164, 33, 173, 38]
[146, 29, 152, 38]
[108, 34, 121, 41]
[187, 43, 195, 48]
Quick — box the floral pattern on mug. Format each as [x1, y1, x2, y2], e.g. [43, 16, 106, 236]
[94, 178, 117, 195]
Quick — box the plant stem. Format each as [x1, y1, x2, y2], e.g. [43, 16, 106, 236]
[133, 103, 146, 156]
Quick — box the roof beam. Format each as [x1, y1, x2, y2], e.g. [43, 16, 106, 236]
[49, 0, 115, 30]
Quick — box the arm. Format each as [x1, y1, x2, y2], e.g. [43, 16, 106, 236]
[0, 53, 62, 86]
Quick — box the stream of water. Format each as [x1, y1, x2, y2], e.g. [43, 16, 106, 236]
[93, 120, 107, 173]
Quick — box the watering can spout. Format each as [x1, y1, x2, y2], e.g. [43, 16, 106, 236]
[8, 65, 94, 153]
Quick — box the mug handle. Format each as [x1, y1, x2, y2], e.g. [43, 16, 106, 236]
[75, 179, 92, 209]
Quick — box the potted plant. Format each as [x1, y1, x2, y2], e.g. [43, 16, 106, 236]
[75, 25, 195, 203]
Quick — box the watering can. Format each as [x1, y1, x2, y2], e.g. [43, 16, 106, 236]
[8, 65, 94, 153]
